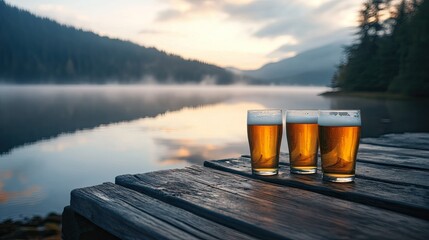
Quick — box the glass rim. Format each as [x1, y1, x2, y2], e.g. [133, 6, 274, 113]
[318, 109, 361, 126]
[286, 109, 318, 123]
[286, 109, 318, 114]
[247, 109, 282, 113]
[318, 110, 360, 113]
[247, 109, 282, 125]
[286, 109, 318, 112]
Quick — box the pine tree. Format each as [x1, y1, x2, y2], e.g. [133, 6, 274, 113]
[389, 0, 429, 96]
[332, 0, 428, 97]
[377, 0, 408, 91]
[333, 0, 385, 91]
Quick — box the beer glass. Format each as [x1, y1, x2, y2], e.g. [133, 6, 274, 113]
[286, 110, 318, 174]
[318, 110, 361, 182]
[247, 109, 283, 175]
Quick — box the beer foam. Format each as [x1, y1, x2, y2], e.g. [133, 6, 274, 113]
[318, 111, 361, 126]
[286, 115, 318, 124]
[248, 110, 282, 125]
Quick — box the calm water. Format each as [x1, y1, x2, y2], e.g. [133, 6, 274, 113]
[1, 85, 428, 220]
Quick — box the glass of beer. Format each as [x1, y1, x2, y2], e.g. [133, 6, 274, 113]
[318, 110, 361, 182]
[247, 109, 283, 176]
[286, 110, 318, 174]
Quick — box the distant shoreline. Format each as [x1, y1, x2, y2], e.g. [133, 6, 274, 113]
[0, 212, 61, 239]
[319, 91, 429, 100]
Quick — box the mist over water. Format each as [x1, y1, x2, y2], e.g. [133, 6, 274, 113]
[0, 85, 428, 220]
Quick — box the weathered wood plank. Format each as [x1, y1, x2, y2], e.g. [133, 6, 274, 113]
[205, 158, 429, 220]
[357, 150, 429, 171]
[71, 182, 257, 240]
[359, 143, 429, 159]
[279, 141, 429, 172]
[354, 161, 429, 187]
[62, 206, 120, 240]
[361, 133, 429, 150]
[275, 153, 429, 187]
[359, 144, 429, 170]
[116, 166, 429, 240]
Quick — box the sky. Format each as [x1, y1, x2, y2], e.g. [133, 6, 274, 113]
[6, 0, 362, 70]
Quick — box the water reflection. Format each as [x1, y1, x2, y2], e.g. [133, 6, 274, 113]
[0, 171, 41, 204]
[0, 85, 228, 154]
[144, 103, 265, 164]
[0, 85, 428, 220]
[0, 101, 264, 219]
[326, 95, 429, 137]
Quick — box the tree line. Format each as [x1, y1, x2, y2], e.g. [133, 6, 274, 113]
[0, 1, 235, 84]
[332, 0, 429, 97]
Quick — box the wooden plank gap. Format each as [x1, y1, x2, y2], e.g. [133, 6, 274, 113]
[204, 159, 429, 221]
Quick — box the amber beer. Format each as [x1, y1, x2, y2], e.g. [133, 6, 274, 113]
[286, 110, 318, 174]
[318, 110, 361, 182]
[247, 110, 283, 175]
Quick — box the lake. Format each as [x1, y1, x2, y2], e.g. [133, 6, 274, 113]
[1, 85, 429, 220]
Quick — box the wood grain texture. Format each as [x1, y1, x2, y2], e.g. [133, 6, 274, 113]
[62, 206, 120, 240]
[275, 153, 429, 188]
[71, 182, 256, 240]
[353, 160, 429, 187]
[116, 166, 429, 240]
[361, 133, 429, 150]
[358, 144, 429, 170]
[277, 138, 429, 171]
[205, 158, 429, 220]
[357, 150, 429, 171]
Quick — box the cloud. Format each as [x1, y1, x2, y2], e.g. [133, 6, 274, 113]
[12, 0, 362, 68]
[254, 17, 325, 38]
[156, 0, 361, 56]
[277, 27, 355, 52]
[223, 0, 290, 22]
[138, 29, 166, 35]
[157, 9, 183, 21]
[36, 4, 91, 28]
[156, 0, 223, 21]
[268, 27, 355, 58]
[314, 0, 359, 14]
[223, 0, 359, 40]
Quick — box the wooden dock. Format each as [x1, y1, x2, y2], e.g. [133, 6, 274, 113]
[62, 133, 429, 240]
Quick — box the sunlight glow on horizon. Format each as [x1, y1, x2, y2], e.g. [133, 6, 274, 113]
[5, 0, 362, 69]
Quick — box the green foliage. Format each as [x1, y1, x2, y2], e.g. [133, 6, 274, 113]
[0, 1, 234, 84]
[332, 0, 429, 97]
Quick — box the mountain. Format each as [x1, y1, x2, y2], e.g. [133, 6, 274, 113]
[0, 1, 234, 84]
[243, 42, 346, 86]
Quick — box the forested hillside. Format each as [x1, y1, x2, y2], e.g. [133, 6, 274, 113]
[332, 0, 429, 97]
[244, 42, 345, 86]
[0, 1, 234, 84]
